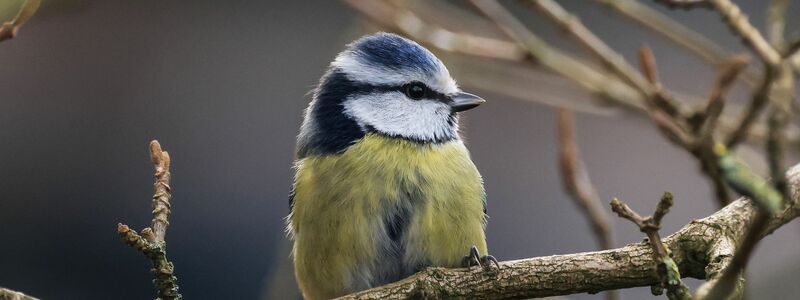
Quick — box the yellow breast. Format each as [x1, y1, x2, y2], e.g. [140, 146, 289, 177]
[288, 133, 486, 300]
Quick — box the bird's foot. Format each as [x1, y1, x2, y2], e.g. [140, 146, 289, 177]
[461, 245, 500, 270]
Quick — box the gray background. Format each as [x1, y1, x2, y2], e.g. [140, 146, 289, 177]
[0, 1, 798, 299]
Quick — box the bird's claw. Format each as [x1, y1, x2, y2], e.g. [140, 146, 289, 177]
[461, 245, 500, 271]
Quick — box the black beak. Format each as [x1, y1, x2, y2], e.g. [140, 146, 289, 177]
[450, 92, 486, 112]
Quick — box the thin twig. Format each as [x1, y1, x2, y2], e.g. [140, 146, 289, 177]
[342, 0, 525, 61]
[611, 193, 691, 300]
[725, 66, 775, 148]
[766, 64, 794, 199]
[637, 45, 731, 208]
[557, 109, 618, 300]
[528, 0, 655, 97]
[766, 0, 790, 50]
[149, 141, 172, 243]
[705, 0, 782, 66]
[698, 54, 750, 137]
[557, 109, 614, 250]
[0, 0, 41, 42]
[346, 0, 795, 146]
[635, 46, 692, 149]
[637, 45, 683, 118]
[468, 0, 641, 105]
[597, 0, 759, 86]
[118, 140, 181, 300]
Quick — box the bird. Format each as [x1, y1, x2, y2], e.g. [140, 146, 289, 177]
[286, 32, 494, 300]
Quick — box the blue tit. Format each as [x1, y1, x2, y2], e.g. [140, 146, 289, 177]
[286, 32, 493, 300]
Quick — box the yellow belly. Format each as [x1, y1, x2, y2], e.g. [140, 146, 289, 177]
[288, 134, 486, 300]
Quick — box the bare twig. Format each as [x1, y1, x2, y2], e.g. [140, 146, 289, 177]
[528, 0, 655, 97]
[557, 109, 618, 300]
[596, 0, 760, 86]
[342, 0, 644, 110]
[766, 0, 790, 50]
[610, 193, 691, 300]
[725, 67, 775, 148]
[597, 0, 720, 61]
[557, 109, 614, 250]
[636, 45, 732, 208]
[705, 0, 782, 66]
[341, 0, 524, 61]
[637, 46, 683, 118]
[766, 64, 794, 199]
[345, 0, 795, 146]
[0, 288, 38, 300]
[466, 0, 645, 110]
[118, 140, 181, 300]
[336, 164, 800, 299]
[0, 0, 41, 42]
[698, 55, 750, 137]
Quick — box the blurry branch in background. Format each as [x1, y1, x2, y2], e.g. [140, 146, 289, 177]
[610, 193, 691, 300]
[557, 109, 618, 300]
[117, 141, 182, 300]
[342, 0, 797, 150]
[0, 0, 40, 42]
[0, 288, 38, 300]
[594, 0, 760, 86]
[636, 45, 741, 207]
[342, 0, 800, 299]
[707, 0, 781, 66]
[557, 110, 614, 251]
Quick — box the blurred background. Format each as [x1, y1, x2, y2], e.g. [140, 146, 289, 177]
[1, 0, 799, 299]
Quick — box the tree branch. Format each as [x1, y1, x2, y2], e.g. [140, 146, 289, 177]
[766, 0, 790, 50]
[336, 164, 800, 300]
[725, 66, 776, 148]
[528, 0, 656, 98]
[0, 0, 41, 43]
[556, 109, 618, 300]
[610, 193, 691, 300]
[705, 0, 782, 66]
[117, 140, 181, 300]
[557, 109, 614, 250]
[0, 288, 38, 300]
[344, 0, 797, 147]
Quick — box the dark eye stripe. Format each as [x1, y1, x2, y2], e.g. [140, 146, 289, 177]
[347, 79, 450, 102]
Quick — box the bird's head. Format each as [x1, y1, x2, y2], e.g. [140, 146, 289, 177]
[299, 33, 484, 156]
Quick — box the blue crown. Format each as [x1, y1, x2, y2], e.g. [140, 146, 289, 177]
[346, 32, 440, 75]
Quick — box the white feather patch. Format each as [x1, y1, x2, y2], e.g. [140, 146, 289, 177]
[343, 92, 458, 142]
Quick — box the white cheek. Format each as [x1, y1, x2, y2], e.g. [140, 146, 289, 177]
[343, 93, 458, 142]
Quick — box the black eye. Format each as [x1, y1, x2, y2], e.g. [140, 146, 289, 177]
[403, 82, 426, 100]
